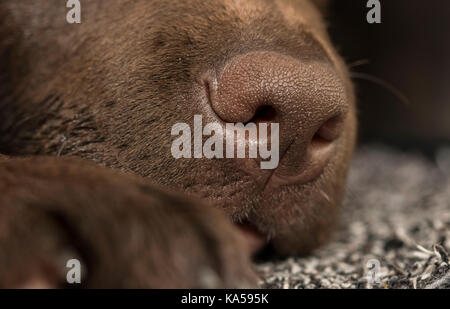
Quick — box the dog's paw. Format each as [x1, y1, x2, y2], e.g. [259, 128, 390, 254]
[0, 157, 258, 288]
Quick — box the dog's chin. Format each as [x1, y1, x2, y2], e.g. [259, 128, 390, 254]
[233, 185, 340, 259]
[190, 159, 343, 258]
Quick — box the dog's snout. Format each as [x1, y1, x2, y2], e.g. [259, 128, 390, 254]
[207, 51, 348, 183]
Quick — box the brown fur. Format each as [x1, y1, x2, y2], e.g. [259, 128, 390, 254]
[0, 0, 356, 287]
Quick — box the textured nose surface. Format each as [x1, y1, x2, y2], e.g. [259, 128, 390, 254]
[209, 51, 348, 182]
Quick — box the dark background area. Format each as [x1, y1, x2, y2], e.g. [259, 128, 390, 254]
[326, 0, 450, 155]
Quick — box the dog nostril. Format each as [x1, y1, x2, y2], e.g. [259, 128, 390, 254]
[309, 115, 344, 162]
[313, 115, 344, 143]
[245, 105, 278, 125]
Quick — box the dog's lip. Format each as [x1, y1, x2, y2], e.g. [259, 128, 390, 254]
[264, 157, 329, 190]
[235, 221, 268, 256]
[236, 153, 330, 193]
[235, 138, 334, 193]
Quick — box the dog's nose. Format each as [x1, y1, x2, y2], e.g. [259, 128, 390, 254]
[208, 51, 348, 184]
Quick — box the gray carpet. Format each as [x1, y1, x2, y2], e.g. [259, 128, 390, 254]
[257, 145, 450, 289]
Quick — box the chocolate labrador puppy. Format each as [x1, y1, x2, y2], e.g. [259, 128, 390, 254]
[0, 0, 356, 288]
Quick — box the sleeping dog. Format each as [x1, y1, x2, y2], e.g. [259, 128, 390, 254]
[0, 0, 356, 288]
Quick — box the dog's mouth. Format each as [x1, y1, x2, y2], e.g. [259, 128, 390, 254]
[234, 220, 276, 260]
